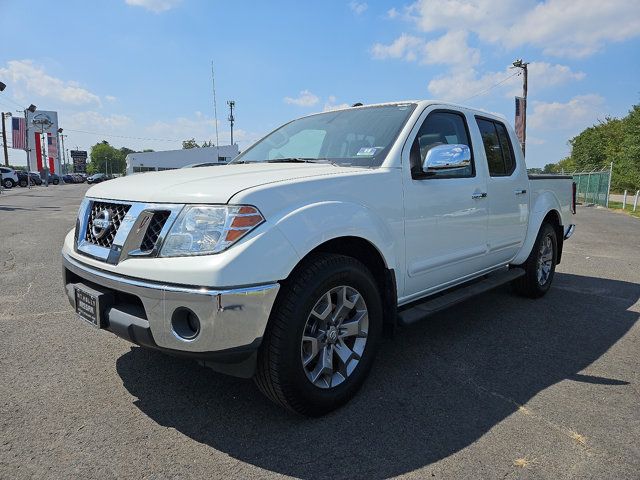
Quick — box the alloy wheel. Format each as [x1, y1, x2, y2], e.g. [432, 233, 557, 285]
[300, 285, 369, 389]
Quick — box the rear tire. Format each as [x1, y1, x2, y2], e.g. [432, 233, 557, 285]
[255, 253, 383, 416]
[512, 222, 557, 298]
[19, 179, 27, 187]
[3, 178, 13, 189]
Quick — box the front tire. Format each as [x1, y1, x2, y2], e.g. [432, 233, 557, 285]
[3, 178, 14, 189]
[255, 253, 383, 416]
[19, 179, 27, 187]
[513, 222, 557, 298]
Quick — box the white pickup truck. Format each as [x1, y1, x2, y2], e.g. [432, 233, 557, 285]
[62, 101, 575, 415]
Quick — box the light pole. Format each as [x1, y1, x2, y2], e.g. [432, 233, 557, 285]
[511, 59, 529, 157]
[0, 81, 6, 194]
[1, 112, 11, 167]
[24, 104, 37, 189]
[58, 128, 67, 174]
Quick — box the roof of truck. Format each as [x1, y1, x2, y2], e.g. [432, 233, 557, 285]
[311, 100, 507, 121]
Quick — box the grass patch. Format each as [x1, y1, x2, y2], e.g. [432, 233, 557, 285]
[607, 200, 640, 218]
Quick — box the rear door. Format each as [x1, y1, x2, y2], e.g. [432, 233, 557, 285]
[474, 117, 529, 264]
[402, 108, 490, 301]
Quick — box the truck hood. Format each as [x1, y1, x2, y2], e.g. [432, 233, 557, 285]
[86, 163, 361, 204]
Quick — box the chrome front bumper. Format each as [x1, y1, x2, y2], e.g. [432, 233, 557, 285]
[62, 252, 279, 372]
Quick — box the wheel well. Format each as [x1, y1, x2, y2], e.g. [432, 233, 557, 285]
[299, 237, 398, 335]
[543, 210, 564, 264]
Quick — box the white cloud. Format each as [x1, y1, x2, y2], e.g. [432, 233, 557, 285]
[145, 111, 261, 147]
[371, 34, 424, 62]
[67, 111, 133, 129]
[0, 60, 101, 106]
[427, 61, 585, 101]
[125, 0, 182, 13]
[284, 90, 320, 107]
[105, 95, 117, 102]
[403, 0, 640, 58]
[372, 31, 479, 67]
[324, 96, 351, 111]
[422, 30, 480, 66]
[528, 94, 605, 130]
[349, 1, 368, 15]
[387, 7, 399, 18]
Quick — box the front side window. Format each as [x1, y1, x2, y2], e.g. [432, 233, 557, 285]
[410, 111, 473, 178]
[476, 118, 516, 176]
[233, 104, 417, 168]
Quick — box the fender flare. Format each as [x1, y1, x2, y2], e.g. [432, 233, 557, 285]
[512, 191, 563, 265]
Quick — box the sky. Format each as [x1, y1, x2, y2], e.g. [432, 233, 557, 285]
[1, 0, 639, 169]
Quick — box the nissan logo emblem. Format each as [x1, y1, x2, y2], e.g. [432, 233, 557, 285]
[91, 209, 113, 240]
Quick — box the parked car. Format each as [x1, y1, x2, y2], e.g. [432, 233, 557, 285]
[74, 174, 86, 183]
[16, 170, 40, 187]
[29, 172, 44, 185]
[62, 100, 576, 416]
[87, 173, 107, 184]
[0, 167, 19, 188]
[63, 174, 76, 184]
[49, 173, 60, 185]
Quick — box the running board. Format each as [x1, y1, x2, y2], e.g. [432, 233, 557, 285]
[397, 268, 525, 326]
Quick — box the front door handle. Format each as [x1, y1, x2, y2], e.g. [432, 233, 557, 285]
[515, 189, 527, 195]
[471, 192, 487, 199]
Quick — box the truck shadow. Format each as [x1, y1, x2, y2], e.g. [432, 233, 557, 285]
[116, 273, 639, 479]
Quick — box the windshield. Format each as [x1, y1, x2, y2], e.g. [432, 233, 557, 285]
[233, 103, 416, 167]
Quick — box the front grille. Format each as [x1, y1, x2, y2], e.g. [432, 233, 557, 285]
[140, 211, 171, 252]
[85, 201, 131, 248]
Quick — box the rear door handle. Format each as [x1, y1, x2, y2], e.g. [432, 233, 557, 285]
[515, 189, 527, 195]
[471, 192, 487, 199]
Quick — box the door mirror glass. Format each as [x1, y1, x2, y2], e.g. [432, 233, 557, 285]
[423, 144, 471, 174]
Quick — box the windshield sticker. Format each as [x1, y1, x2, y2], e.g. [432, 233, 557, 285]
[356, 147, 379, 156]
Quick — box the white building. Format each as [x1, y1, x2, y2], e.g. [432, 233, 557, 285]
[125, 145, 239, 175]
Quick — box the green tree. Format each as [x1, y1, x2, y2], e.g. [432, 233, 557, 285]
[87, 141, 126, 175]
[182, 138, 199, 149]
[540, 104, 640, 191]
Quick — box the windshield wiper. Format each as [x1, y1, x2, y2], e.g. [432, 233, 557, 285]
[266, 157, 316, 163]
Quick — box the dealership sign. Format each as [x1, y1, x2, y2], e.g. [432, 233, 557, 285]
[70, 150, 88, 173]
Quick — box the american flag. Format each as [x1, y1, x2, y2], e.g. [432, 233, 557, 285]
[47, 132, 58, 158]
[514, 96, 525, 146]
[11, 117, 26, 150]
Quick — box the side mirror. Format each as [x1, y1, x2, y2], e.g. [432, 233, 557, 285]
[423, 144, 471, 174]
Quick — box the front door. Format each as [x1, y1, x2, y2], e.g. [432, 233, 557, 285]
[402, 108, 489, 302]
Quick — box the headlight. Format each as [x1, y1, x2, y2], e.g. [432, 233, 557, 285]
[160, 205, 264, 257]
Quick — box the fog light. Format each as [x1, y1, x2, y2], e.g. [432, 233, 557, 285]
[171, 307, 200, 340]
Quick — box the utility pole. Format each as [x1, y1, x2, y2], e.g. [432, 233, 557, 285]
[1, 112, 9, 166]
[227, 100, 235, 146]
[58, 128, 66, 174]
[59, 134, 67, 173]
[23, 104, 37, 189]
[512, 59, 529, 157]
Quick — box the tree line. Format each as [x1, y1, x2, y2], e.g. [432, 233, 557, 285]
[86, 138, 213, 175]
[540, 104, 640, 192]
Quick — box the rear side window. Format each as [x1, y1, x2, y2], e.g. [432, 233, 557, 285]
[476, 118, 516, 176]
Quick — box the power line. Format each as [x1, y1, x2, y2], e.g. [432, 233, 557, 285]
[0, 95, 26, 110]
[461, 71, 521, 102]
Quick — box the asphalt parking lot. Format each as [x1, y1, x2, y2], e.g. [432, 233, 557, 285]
[1, 185, 639, 479]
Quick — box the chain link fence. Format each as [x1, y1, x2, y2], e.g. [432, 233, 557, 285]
[571, 164, 612, 207]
